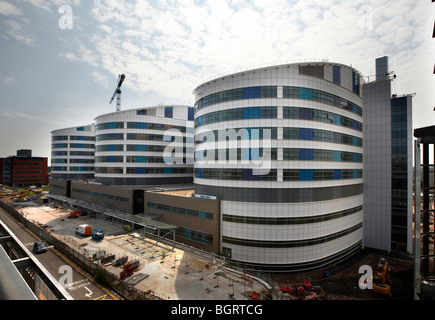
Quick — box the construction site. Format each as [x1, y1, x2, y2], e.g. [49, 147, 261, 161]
[0, 192, 279, 300]
[0, 186, 417, 301]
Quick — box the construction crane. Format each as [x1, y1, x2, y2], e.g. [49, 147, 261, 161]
[109, 74, 126, 112]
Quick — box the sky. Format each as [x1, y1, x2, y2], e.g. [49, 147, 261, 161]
[0, 0, 434, 163]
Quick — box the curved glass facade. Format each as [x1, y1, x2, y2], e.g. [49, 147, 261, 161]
[193, 62, 364, 271]
[50, 125, 96, 180]
[93, 105, 194, 185]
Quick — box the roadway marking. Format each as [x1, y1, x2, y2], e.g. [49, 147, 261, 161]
[64, 278, 92, 292]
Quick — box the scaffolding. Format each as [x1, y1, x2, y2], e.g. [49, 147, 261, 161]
[414, 125, 435, 299]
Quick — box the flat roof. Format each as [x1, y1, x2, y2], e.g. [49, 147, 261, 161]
[47, 194, 177, 230]
[414, 125, 435, 144]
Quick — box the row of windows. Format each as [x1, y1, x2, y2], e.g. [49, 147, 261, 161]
[176, 227, 213, 246]
[95, 144, 169, 152]
[52, 135, 95, 142]
[148, 202, 213, 220]
[222, 223, 362, 248]
[52, 151, 95, 156]
[52, 167, 94, 172]
[195, 148, 362, 163]
[96, 156, 167, 163]
[282, 86, 362, 115]
[195, 127, 362, 147]
[195, 127, 278, 144]
[195, 106, 277, 127]
[195, 105, 362, 132]
[196, 148, 278, 161]
[222, 205, 362, 225]
[52, 159, 95, 164]
[96, 121, 190, 132]
[194, 85, 362, 116]
[52, 143, 95, 149]
[195, 168, 362, 181]
[283, 148, 362, 162]
[95, 167, 193, 174]
[283, 107, 362, 131]
[71, 188, 129, 202]
[282, 169, 362, 181]
[195, 86, 277, 111]
[96, 133, 187, 143]
[283, 128, 362, 147]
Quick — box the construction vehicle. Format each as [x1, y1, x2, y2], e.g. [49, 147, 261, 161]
[69, 210, 82, 219]
[120, 259, 140, 280]
[75, 224, 92, 237]
[92, 228, 105, 241]
[372, 256, 392, 297]
[109, 74, 126, 112]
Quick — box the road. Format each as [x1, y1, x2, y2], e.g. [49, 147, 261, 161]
[0, 205, 118, 300]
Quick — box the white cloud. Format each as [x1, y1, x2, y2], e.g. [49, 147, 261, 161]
[0, 73, 15, 85]
[52, 0, 434, 123]
[1, 18, 36, 46]
[0, 0, 21, 16]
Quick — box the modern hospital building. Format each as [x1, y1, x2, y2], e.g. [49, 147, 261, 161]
[49, 56, 414, 271]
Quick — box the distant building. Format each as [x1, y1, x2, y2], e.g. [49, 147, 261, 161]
[0, 150, 48, 186]
[51, 124, 96, 180]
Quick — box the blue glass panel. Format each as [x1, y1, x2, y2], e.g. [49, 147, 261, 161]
[333, 151, 341, 162]
[185, 229, 191, 240]
[299, 149, 314, 160]
[196, 168, 203, 178]
[353, 136, 359, 146]
[198, 211, 206, 219]
[353, 169, 359, 179]
[243, 87, 260, 99]
[164, 167, 172, 174]
[137, 145, 146, 151]
[136, 156, 146, 163]
[333, 66, 341, 85]
[299, 128, 314, 140]
[299, 108, 313, 120]
[242, 169, 260, 181]
[352, 71, 359, 94]
[243, 107, 260, 119]
[165, 107, 173, 118]
[299, 169, 313, 181]
[333, 114, 341, 125]
[333, 169, 342, 180]
[136, 167, 146, 174]
[188, 107, 194, 121]
[299, 88, 314, 100]
[353, 104, 359, 114]
[353, 153, 359, 162]
[77, 127, 84, 131]
[107, 156, 115, 162]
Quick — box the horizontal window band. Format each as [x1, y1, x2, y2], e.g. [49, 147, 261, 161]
[194, 86, 362, 116]
[194, 184, 363, 203]
[222, 205, 362, 225]
[222, 223, 362, 248]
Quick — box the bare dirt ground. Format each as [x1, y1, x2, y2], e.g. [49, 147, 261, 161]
[271, 249, 414, 300]
[1, 193, 415, 300]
